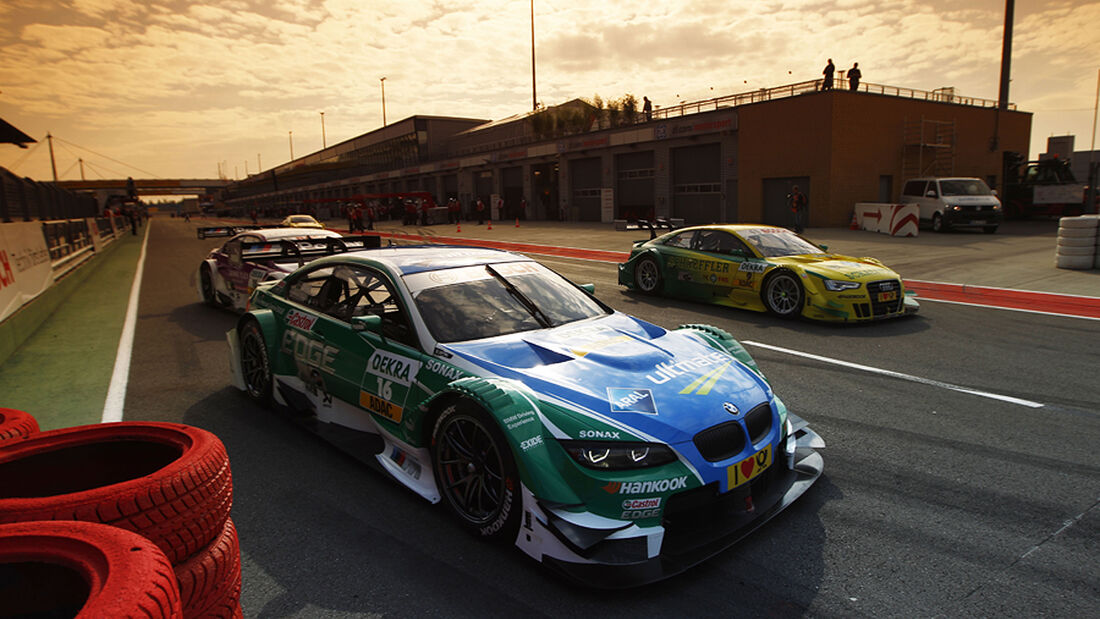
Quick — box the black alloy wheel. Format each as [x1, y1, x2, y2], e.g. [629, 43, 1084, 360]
[239, 320, 272, 405]
[432, 404, 519, 540]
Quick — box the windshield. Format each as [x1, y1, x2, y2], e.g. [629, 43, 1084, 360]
[405, 261, 608, 343]
[939, 179, 993, 196]
[289, 216, 315, 223]
[738, 228, 825, 258]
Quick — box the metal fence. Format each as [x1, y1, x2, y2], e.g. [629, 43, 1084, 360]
[1, 166, 99, 222]
[652, 79, 1012, 120]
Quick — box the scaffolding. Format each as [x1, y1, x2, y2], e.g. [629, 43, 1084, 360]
[902, 117, 956, 179]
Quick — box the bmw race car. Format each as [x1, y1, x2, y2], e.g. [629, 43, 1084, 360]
[226, 245, 824, 586]
[619, 224, 919, 321]
[198, 227, 379, 312]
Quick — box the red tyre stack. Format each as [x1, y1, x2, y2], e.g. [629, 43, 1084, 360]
[0, 408, 39, 442]
[0, 418, 242, 618]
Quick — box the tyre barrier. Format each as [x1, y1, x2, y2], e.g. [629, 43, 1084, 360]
[1055, 216, 1099, 270]
[0, 422, 232, 564]
[175, 517, 242, 618]
[0, 421, 242, 617]
[0, 408, 39, 442]
[0, 520, 183, 618]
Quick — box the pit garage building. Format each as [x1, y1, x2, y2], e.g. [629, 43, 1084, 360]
[225, 80, 1031, 228]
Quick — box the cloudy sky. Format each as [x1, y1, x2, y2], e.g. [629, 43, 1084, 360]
[1, 0, 1098, 184]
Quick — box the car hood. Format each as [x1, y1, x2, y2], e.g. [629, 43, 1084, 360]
[440, 313, 773, 444]
[771, 254, 898, 282]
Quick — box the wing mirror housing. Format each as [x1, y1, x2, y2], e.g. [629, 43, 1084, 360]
[351, 315, 383, 333]
[580, 283, 596, 294]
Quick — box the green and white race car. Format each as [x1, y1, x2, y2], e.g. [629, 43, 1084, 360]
[227, 245, 824, 586]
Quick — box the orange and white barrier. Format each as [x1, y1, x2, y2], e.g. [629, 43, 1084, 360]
[853, 203, 919, 237]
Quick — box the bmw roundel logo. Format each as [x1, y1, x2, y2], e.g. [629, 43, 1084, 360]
[723, 402, 739, 415]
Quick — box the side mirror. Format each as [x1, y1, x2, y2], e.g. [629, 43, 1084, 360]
[351, 315, 382, 333]
[580, 283, 596, 294]
[991, 189, 998, 196]
[926, 191, 937, 198]
[818, 244, 829, 252]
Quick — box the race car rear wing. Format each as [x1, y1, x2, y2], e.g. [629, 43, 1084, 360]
[238, 235, 382, 266]
[196, 225, 265, 239]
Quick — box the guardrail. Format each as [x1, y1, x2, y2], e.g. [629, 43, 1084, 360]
[1, 167, 99, 222]
[652, 79, 1012, 120]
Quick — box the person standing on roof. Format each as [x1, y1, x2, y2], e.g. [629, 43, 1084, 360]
[821, 59, 835, 90]
[848, 62, 862, 91]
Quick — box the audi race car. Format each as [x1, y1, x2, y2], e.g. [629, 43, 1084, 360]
[280, 214, 325, 229]
[198, 227, 379, 312]
[619, 224, 919, 322]
[196, 224, 263, 240]
[226, 245, 824, 586]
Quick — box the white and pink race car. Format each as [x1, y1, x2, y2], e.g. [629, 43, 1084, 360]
[197, 227, 379, 311]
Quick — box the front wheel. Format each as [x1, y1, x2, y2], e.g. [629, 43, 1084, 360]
[932, 213, 947, 233]
[763, 272, 804, 319]
[239, 320, 272, 405]
[431, 403, 520, 541]
[634, 256, 662, 294]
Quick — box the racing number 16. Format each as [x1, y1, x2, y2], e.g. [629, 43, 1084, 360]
[376, 377, 392, 400]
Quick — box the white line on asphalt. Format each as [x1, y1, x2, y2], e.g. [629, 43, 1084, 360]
[916, 297, 1100, 322]
[101, 223, 150, 423]
[742, 340, 1045, 408]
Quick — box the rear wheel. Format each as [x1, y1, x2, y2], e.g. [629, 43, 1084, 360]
[239, 320, 272, 405]
[200, 264, 217, 306]
[763, 271, 804, 319]
[983, 225, 998, 234]
[431, 403, 520, 541]
[634, 256, 662, 294]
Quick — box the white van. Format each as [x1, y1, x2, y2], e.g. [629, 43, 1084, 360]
[900, 177, 1003, 234]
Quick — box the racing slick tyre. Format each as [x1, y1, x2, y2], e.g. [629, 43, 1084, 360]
[0, 422, 233, 565]
[239, 319, 273, 406]
[633, 256, 663, 294]
[1056, 245, 1095, 256]
[1055, 254, 1094, 270]
[1056, 226, 1098, 238]
[431, 402, 521, 542]
[762, 271, 804, 319]
[1057, 235, 1097, 247]
[931, 213, 948, 233]
[0, 520, 182, 618]
[0, 408, 39, 443]
[200, 264, 219, 306]
[1058, 216, 1099, 229]
[175, 517, 241, 619]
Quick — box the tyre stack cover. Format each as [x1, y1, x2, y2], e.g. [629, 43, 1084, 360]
[1055, 216, 1098, 270]
[0, 421, 242, 617]
[0, 408, 40, 443]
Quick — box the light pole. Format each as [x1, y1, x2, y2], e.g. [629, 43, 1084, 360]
[289, 131, 294, 160]
[530, 0, 537, 111]
[320, 111, 326, 148]
[380, 77, 387, 127]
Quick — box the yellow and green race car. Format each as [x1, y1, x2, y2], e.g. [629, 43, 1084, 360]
[618, 224, 919, 321]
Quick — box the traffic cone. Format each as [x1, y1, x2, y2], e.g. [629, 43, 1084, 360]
[515, 218, 520, 227]
[487, 219, 493, 230]
[456, 221, 461, 233]
[849, 212, 860, 230]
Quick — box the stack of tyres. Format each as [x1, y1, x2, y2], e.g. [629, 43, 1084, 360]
[0, 419, 243, 618]
[1055, 216, 1098, 270]
[0, 408, 39, 442]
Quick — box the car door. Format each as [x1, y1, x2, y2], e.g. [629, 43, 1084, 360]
[297, 262, 428, 440]
[654, 230, 707, 300]
[696, 230, 764, 307]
